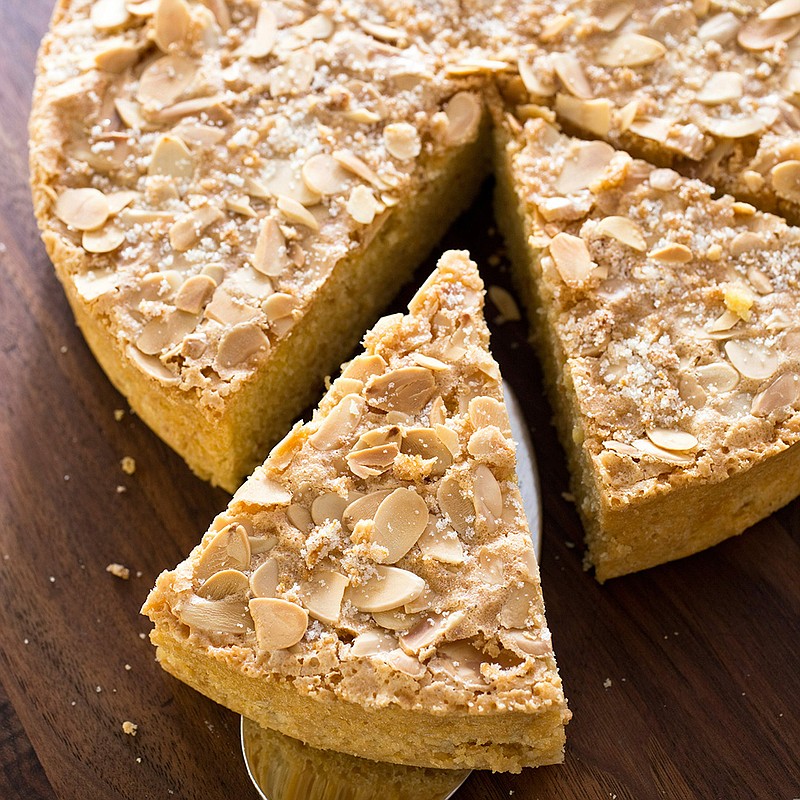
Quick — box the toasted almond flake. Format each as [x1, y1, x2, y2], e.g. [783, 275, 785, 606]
[106, 191, 139, 215]
[761, 0, 800, 19]
[468, 396, 510, 432]
[372, 609, 418, 632]
[371, 488, 429, 564]
[597, 33, 666, 67]
[346, 185, 383, 225]
[174, 274, 216, 313]
[646, 428, 698, 452]
[94, 40, 140, 72]
[269, 50, 315, 96]
[345, 107, 382, 124]
[541, 12, 575, 40]
[154, 0, 191, 52]
[127, 0, 157, 16]
[679, 374, 707, 409]
[346, 443, 400, 479]
[177, 595, 253, 634]
[417, 521, 464, 564]
[499, 582, 536, 628]
[91, 0, 130, 30]
[342, 490, 394, 531]
[168, 205, 223, 251]
[748, 267, 774, 295]
[473, 464, 502, 533]
[697, 72, 743, 105]
[385, 649, 426, 678]
[594, 216, 646, 251]
[724, 340, 779, 380]
[346, 566, 425, 613]
[555, 95, 612, 136]
[695, 362, 740, 392]
[359, 19, 406, 42]
[729, 231, 764, 257]
[276, 195, 319, 231]
[309, 393, 366, 451]
[437, 474, 472, 535]
[602, 439, 643, 457]
[216, 324, 269, 370]
[292, 13, 334, 40]
[225, 196, 256, 217]
[198, 568, 249, 600]
[250, 597, 308, 650]
[399, 610, 464, 655]
[349, 629, 398, 656]
[196, 523, 251, 580]
[596, 0, 634, 31]
[151, 94, 229, 124]
[752, 372, 800, 415]
[82, 224, 125, 254]
[301, 154, 350, 196]
[263, 292, 299, 322]
[383, 123, 421, 161]
[446, 58, 512, 76]
[517, 58, 555, 96]
[502, 629, 549, 657]
[401, 428, 453, 477]
[412, 353, 449, 371]
[648, 242, 693, 263]
[629, 116, 672, 143]
[708, 309, 741, 333]
[300, 570, 349, 624]
[286, 504, 312, 532]
[136, 309, 199, 355]
[310, 492, 348, 525]
[128, 345, 179, 384]
[365, 366, 436, 414]
[549, 232, 597, 287]
[732, 202, 756, 216]
[252, 217, 290, 277]
[737, 16, 800, 51]
[699, 115, 765, 139]
[770, 160, 800, 203]
[137, 54, 196, 107]
[246, 3, 277, 58]
[631, 438, 695, 465]
[55, 188, 110, 231]
[148, 134, 194, 179]
[443, 92, 482, 145]
[551, 52, 592, 99]
[649, 5, 697, 40]
[174, 121, 225, 145]
[556, 140, 615, 193]
[250, 558, 279, 597]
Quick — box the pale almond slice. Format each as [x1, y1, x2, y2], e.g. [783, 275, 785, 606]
[551, 52, 592, 99]
[597, 33, 666, 67]
[262, 160, 321, 206]
[646, 428, 698, 452]
[250, 558, 279, 597]
[82, 224, 126, 253]
[708, 309, 741, 333]
[443, 92, 482, 145]
[699, 115, 765, 139]
[371, 488, 429, 564]
[342, 490, 394, 530]
[473, 464, 502, 532]
[498, 582, 536, 628]
[301, 154, 350, 196]
[359, 19, 407, 42]
[310, 492, 348, 525]
[195, 523, 251, 580]
[399, 610, 465, 655]
[346, 186, 383, 225]
[383, 122, 421, 161]
[198, 569, 249, 600]
[596, 0, 634, 32]
[697, 72, 743, 105]
[748, 267, 774, 295]
[55, 188, 110, 231]
[695, 362, 740, 392]
[148, 134, 194, 179]
[647, 242, 693, 263]
[751, 372, 800, 415]
[169, 205, 223, 251]
[437, 474, 473, 535]
[263, 292, 299, 323]
[346, 442, 400, 479]
[412, 353, 449, 372]
[541, 11, 575, 40]
[286, 503, 312, 532]
[385, 649, 426, 678]
[555, 95, 612, 136]
[253, 217, 290, 277]
[602, 439, 643, 457]
[434, 641, 486, 688]
[594, 216, 646, 251]
[332, 150, 388, 191]
[417, 520, 464, 564]
[468, 396, 510, 432]
[94, 39, 140, 72]
[291, 13, 334, 41]
[365, 366, 436, 414]
[648, 5, 696, 40]
[127, 345, 180, 384]
[91, 0, 130, 30]
[153, 0, 191, 52]
[724, 341, 779, 380]
[151, 94, 230, 125]
[729, 231, 764, 257]
[349, 630, 398, 656]
[216, 324, 269, 370]
[137, 55, 196, 107]
[245, 3, 277, 58]
[556, 140, 615, 193]
[632, 439, 695, 465]
[309, 394, 366, 451]
[250, 597, 308, 650]
[502, 629, 550, 657]
[760, 0, 800, 19]
[346, 566, 425, 613]
[107, 191, 139, 215]
[269, 50, 315, 96]
[372, 609, 419, 632]
[299, 570, 349, 624]
[136, 309, 200, 355]
[549, 232, 597, 287]
[737, 16, 800, 50]
[276, 195, 319, 231]
[770, 160, 800, 203]
[517, 58, 555, 97]
[232, 468, 292, 507]
[177, 595, 253, 634]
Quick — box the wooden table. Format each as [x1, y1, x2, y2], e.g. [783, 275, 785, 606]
[1, 3, 798, 798]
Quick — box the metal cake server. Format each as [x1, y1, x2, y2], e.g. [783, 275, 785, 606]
[241, 381, 542, 800]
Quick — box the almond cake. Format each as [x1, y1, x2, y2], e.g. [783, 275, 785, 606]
[142, 252, 570, 770]
[493, 111, 800, 581]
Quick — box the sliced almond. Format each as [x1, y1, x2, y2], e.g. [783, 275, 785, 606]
[399, 610, 465, 655]
[216, 324, 269, 370]
[697, 72, 743, 106]
[250, 558, 279, 598]
[346, 566, 425, 613]
[177, 595, 253, 634]
[517, 58, 555, 97]
[555, 95, 612, 136]
[55, 188, 110, 231]
[751, 372, 800, 416]
[300, 570, 349, 624]
[770, 160, 800, 203]
[698, 11, 740, 43]
[169, 205, 223, 252]
[748, 267, 774, 295]
[309, 393, 366, 451]
[365, 366, 436, 415]
[276, 195, 319, 231]
[148, 134, 194, 180]
[383, 122, 421, 161]
[246, 3, 277, 58]
[137, 55, 196, 107]
[154, 0, 191, 52]
[646, 428, 698, 452]
[269, 50, 315, 96]
[332, 150, 387, 191]
[250, 597, 308, 650]
[679, 374, 707, 409]
[372, 609, 419, 632]
[549, 232, 597, 287]
[468, 396, 510, 432]
[82, 224, 126, 253]
[401, 428, 453, 476]
[437, 474, 473, 535]
[94, 40, 140, 72]
[342, 490, 394, 530]
[760, 0, 800, 19]
[632, 438, 695, 465]
[91, 0, 130, 30]
[262, 160, 321, 206]
[724, 341, 779, 380]
[443, 92, 482, 145]
[648, 242, 693, 263]
[198, 569, 249, 600]
[556, 140, 615, 193]
[695, 362, 740, 393]
[372, 488, 429, 564]
[195, 523, 251, 580]
[346, 442, 400, 479]
[594, 216, 647, 251]
[310, 492, 348, 525]
[498, 582, 536, 628]
[346, 185, 383, 225]
[301, 154, 350, 196]
[136, 309, 200, 355]
[737, 16, 800, 51]
[253, 217, 290, 277]
[473, 464, 502, 532]
[699, 115, 765, 139]
[232, 468, 292, 508]
[385, 649, 426, 678]
[597, 33, 666, 67]
[417, 520, 464, 564]
[551, 53, 592, 99]
[349, 630, 398, 656]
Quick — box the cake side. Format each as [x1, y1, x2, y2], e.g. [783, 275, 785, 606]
[492, 109, 800, 580]
[142, 251, 569, 768]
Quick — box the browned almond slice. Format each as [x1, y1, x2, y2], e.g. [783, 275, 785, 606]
[631, 439, 695, 465]
[648, 242, 693, 263]
[231, 468, 292, 507]
[198, 569, 249, 600]
[342, 490, 394, 530]
[177, 595, 253, 634]
[437, 474, 473, 535]
[301, 154, 350, 196]
[399, 610, 465, 655]
[299, 570, 349, 624]
[175, 274, 216, 314]
[365, 366, 436, 414]
[137, 55, 196, 106]
[472, 465, 502, 532]
[400, 428, 453, 476]
[169, 205, 223, 251]
[216, 324, 270, 371]
[55, 188, 110, 231]
[195, 523, 251, 580]
[372, 488, 429, 563]
[249, 597, 308, 650]
[551, 52, 592, 99]
[332, 150, 388, 191]
[346, 566, 425, 612]
[346, 443, 400, 479]
[148, 134, 194, 180]
[252, 217, 290, 277]
[770, 160, 800, 203]
[555, 95, 612, 137]
[309, 394, 366, 451]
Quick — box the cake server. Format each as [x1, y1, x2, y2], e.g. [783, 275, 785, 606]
[241, 380, 542, 799]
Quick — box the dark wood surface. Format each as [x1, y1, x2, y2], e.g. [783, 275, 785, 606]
[1, 3, 798, 798]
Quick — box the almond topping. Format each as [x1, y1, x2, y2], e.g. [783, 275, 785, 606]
[286, 504, 312, 532]
[270, 51, 315, 96]
[346, 566, 425, 612]
[332, 150, 387, 190]
[250, 558, 279, 597]
[346, 185, 383, 225]
[631, 439, 695, 465]
[437, 474, 473, 535]
[91, 0, 130, 30]
[597, 33, 666, 67]
[646, 428, 698, 452]
[594, 216, 647, 251]
[137, 55, 196, 107]
[555, 95, 612, 136]
[253, 217, 290, 277]
[549, 232, 598, 287]
[417, 520, 464, 564]
[342, 490, 394, 530]
[249, 597, 308, 650]
[198, 569, 249, 600]
[246, 3, 277, 58]
[309, 394, 366, 451]
[55, 188, 110, 231]
[737, 16, 800, 51]
[556, 140, 615, 193]
[648, 243, 693, 263]
[153, 0, 191, 52]
[399, 610, 465, 655]
[724, 341, 779, 380]
[136, 309, 200, 355]
[195, 523, 251, 580]
[148, 134, 194, 180]
[310, 492, 348, 525]
[697, 72, 743, 106]
[383, 122, 421, 161]
[473, 464, 502, 532]
[177, 596, 253, 634]
[401, 428, 453, 476]
[82, 225, 126, 254]
[301, 154, 350, 196]
[299, 570, 349, 624]
[365, 366, 436, 414]
[276, 195, 319, 231]
[169, 205, 223, 251]
[443, 92, 482, 145]
[699, 115, 765, 139]
[372, 488, 429, 564]
[695, 362, 740, 393]
[94, 40, 140, 72]
[760, 0, 800, 19]
[349, 630, 398, 656]
[551, 52, 592, 99]
[346, 442, 400, 479]
[770, 160, 800, 203]
[751, 372, 800, 416]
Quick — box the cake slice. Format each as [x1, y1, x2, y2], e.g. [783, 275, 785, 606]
[493, 110, 800, 581]
[142, 251, 569, 771]
[30, 0, 489, 491]
[479, 0, 800, 223]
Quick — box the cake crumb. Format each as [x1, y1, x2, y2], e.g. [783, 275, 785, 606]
[106, 563, 130, 580]
[603, 678, 612, 688]
[114, 409, 125, 422]
[59, 345, 68, 354]
[561, 491, 575, 502]
[125, 663, 132, 671]
[122, 720, 138, 736]
[116, 485, 127, 494]
[120, 456, 136, 475]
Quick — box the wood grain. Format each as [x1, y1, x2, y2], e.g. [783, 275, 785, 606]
[1, 3, 798, 799]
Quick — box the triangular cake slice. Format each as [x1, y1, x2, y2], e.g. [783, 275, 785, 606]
[143, 251, 569, 771]
[492, 110, 800, 581]
[30, 0, 488, 491]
